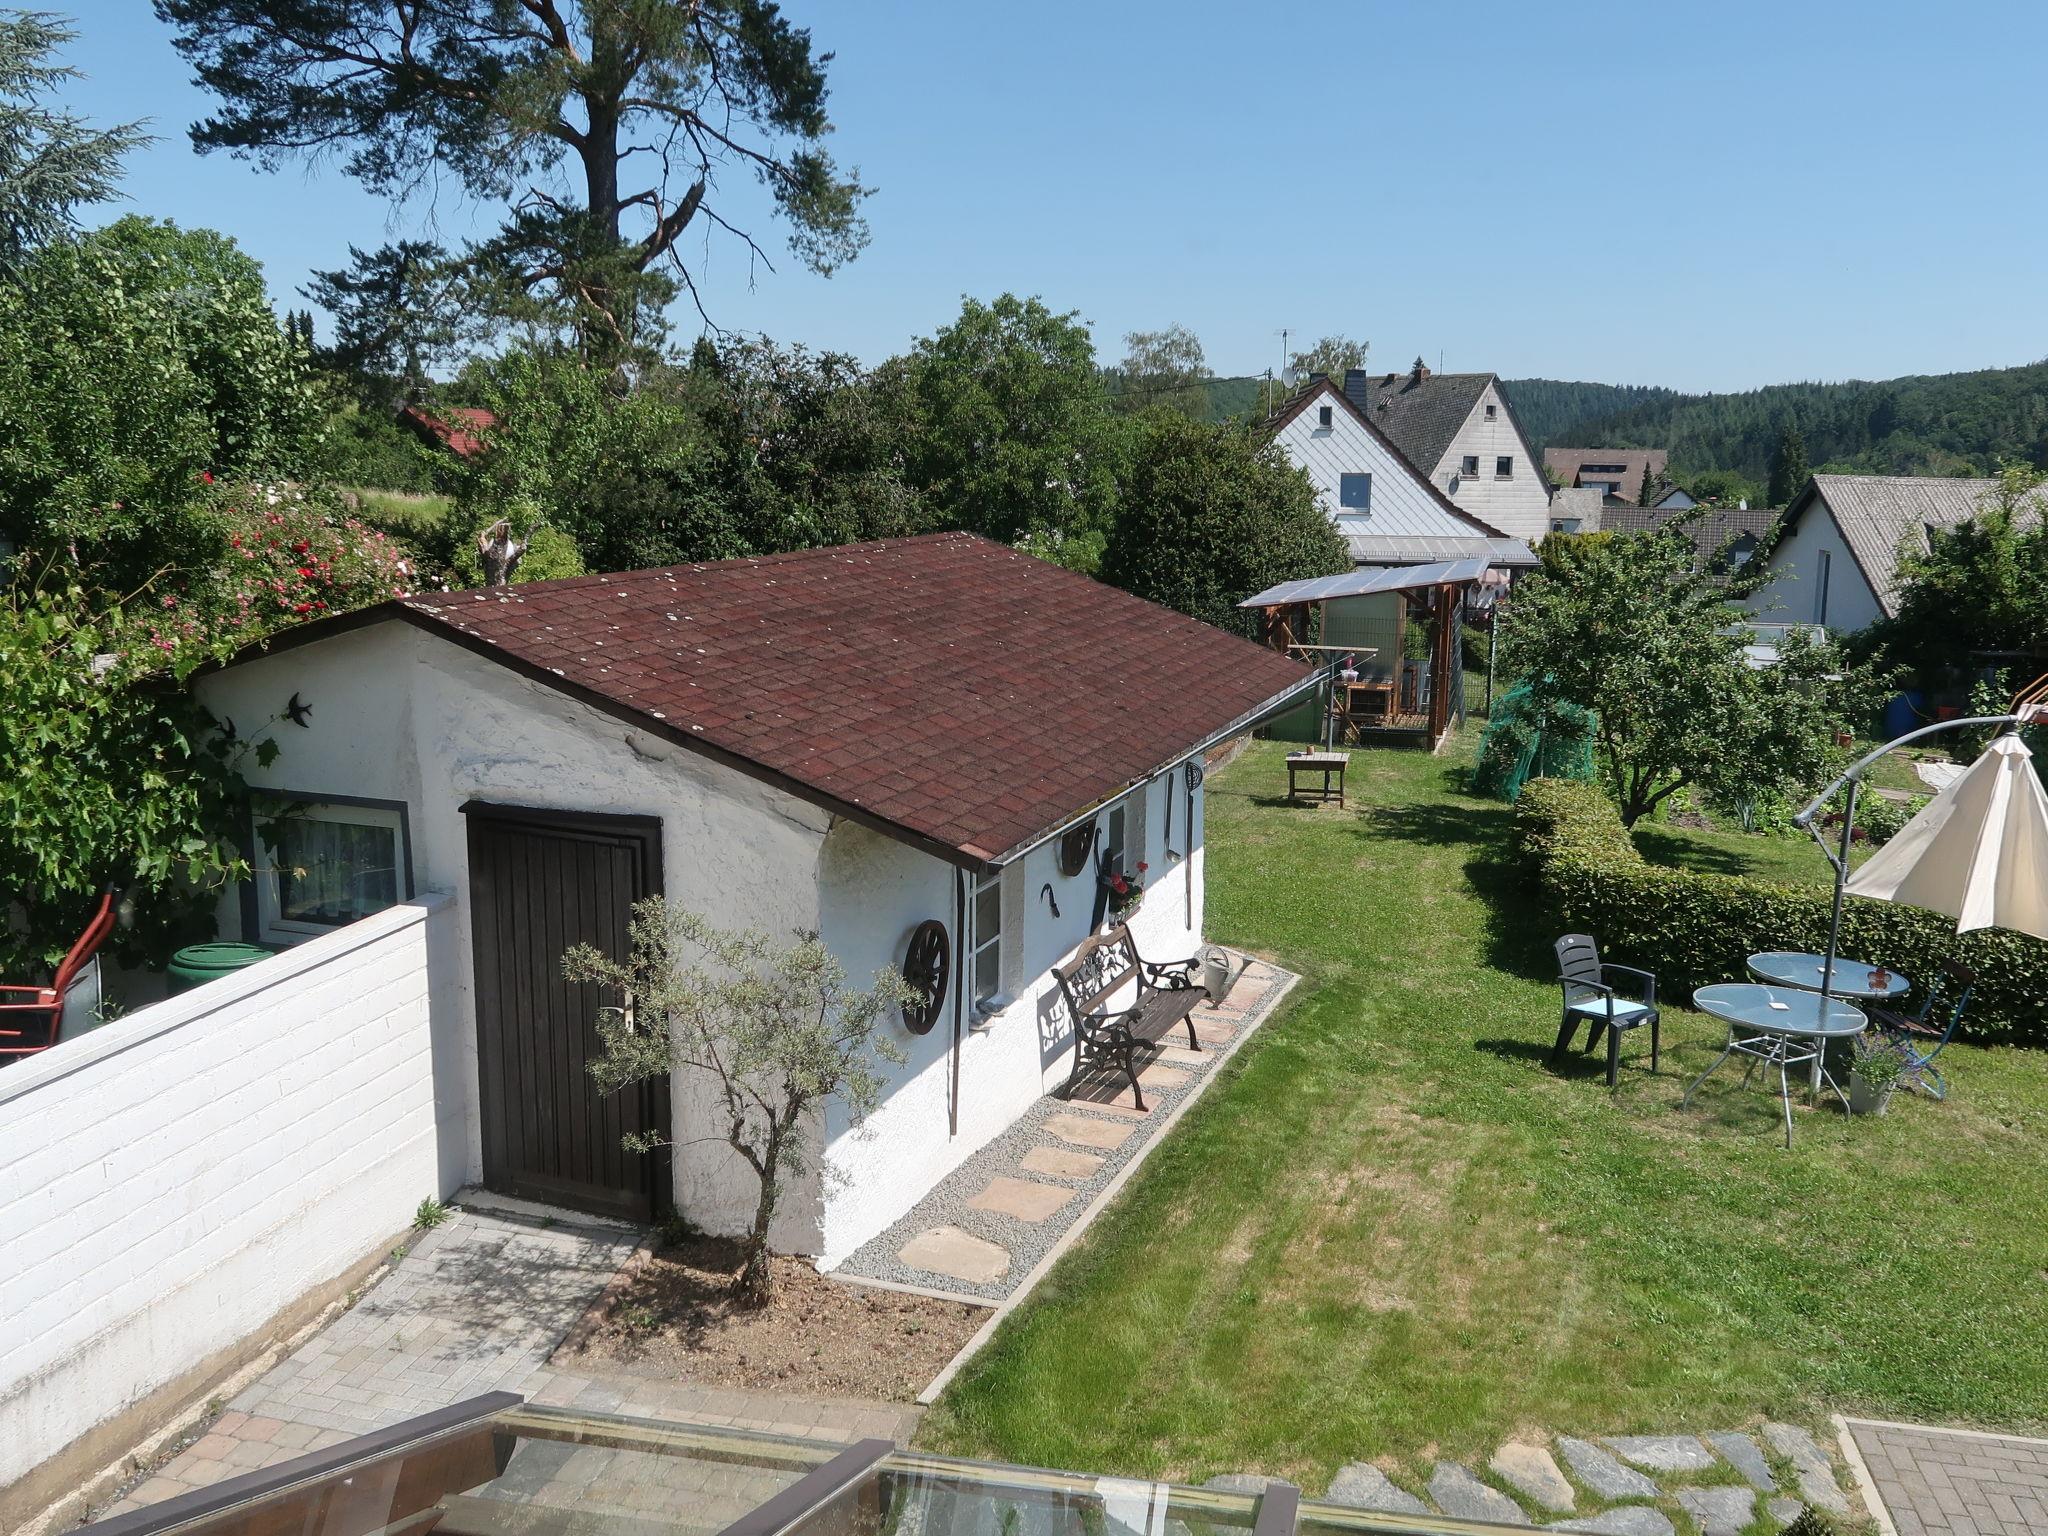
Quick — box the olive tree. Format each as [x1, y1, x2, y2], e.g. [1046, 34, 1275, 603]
[565, 899, 911, 1307]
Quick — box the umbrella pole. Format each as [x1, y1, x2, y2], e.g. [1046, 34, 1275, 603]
[1819, 777, 1857, 1007]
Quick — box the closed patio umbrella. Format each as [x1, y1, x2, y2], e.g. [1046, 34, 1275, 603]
[1844, 732, 2048, 941]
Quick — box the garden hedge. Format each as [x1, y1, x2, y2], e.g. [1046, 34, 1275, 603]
[1516, 777, 2047, 1044]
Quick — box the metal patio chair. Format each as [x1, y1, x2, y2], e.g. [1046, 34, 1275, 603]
[1550, 932, 1660, 1090]
[1866, 958, 1974, 1100]
[0, 885, 118, 1061]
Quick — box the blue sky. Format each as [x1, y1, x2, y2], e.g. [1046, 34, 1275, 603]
[55, 0, 2048, 392]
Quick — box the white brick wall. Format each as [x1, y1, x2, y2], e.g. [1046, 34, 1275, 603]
[0, 894, 466, 1496]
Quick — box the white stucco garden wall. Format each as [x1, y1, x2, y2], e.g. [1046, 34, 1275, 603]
[0, 895, 462, 1503]
[1744, 502, 1883, 633]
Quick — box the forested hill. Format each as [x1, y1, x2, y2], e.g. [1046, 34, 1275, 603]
[1503, 363, 2048, 482]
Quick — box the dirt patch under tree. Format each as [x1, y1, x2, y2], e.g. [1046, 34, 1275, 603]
[554, 1235, 989, 1402]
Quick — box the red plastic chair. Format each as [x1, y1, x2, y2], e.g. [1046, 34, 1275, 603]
[0, 886, 119, 1060]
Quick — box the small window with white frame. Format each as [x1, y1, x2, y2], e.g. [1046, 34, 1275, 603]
[255, 798, 412, 944]
[1461, 454, 1480, 477]
[1485, 401, 1497, 420]
[970, 866, 1003, 1008]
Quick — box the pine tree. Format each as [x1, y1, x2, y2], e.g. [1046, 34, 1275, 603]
[1768, 425, 1810, 507]
[1638, 460, 1658, 506]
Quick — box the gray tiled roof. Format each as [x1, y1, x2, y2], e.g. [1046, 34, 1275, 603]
[1342, 369, 1494, 475]
[1793, 474, 2030, 614]
[1543, 446, 1669, 488]
[1602, 501, 1780, 570]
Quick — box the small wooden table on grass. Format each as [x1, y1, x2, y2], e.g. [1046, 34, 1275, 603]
[1286, 750, 1350, 806]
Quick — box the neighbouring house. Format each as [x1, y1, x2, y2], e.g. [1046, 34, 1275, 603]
[396, 403, 497, 460]
[1601, 501, 1779, 572]
[1332, 361, 1551, 544]
[1265, 375, 1537, 571]
[1547, 486, 1607, 534]
[1543, 446, 1671, 502]
[191, 534, 1313, 1261]
[1745, 474, 2023, 632]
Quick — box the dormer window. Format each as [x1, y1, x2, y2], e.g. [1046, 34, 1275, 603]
[1317, 405, 1333, 428]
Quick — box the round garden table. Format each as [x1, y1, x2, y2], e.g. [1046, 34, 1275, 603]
[1682, 982, 1868, 1148]
[1746, 950, 1911, 1002]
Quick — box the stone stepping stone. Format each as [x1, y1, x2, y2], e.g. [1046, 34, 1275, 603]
[1603, 1436, 1718, 1474]
[1136, 1061, 1190, 1090]
[1155, 1044, 1208, 1065]
[1704, 1432, 1776, 1492]
[1553, 1509, 1674, 1536]
[1558, 1438, 1659, 1501]
[896, 1225, 1009, 1284]
[1191, 1020, 1238, 1045]
[1491, 1443, 1574, 1512]
[1676, 1486, 1754, 1536]
[1019, 1145, 1103, 1180]
[1767, 1497, 1804, 1527]
[1429, 1462, 1529, 1526]
[1760, 1424, 1848, 1516]
[1324, 1463, 1427, 1515]
[966, 1176, 1076, 1223]
[1044, 1112, 1136, 1150]
[1060, 1079, 1152, 1117]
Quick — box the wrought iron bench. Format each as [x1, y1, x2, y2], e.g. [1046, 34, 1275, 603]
[1054, 923, 1206, 1111]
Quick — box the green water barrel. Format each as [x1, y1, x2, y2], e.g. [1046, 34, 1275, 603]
[166, 942, 273, 995]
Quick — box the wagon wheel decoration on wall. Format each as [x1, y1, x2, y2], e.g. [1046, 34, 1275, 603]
[900, 919, 951, 1036]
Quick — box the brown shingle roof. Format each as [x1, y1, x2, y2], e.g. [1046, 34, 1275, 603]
[1542, 447, 1669, 490]
[259, 534, 1313, 866]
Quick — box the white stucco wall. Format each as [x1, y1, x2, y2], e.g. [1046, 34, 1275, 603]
[1271, 385, 1480, 537]
[196, 622, 1213, 1271]
[1744, 503, 1883, 633]
[0, 895, 462, 1500]
[813, 763, 1206, 1265]
[195, 623, 834, 1245]
[1433, 382, 1551, 542]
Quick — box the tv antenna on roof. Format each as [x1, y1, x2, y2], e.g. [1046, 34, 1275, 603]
[1271, 328, 1292, 413]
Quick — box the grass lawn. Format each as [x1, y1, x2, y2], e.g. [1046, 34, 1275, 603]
[1632, 818, 1857, 889]
[919, 732, 2048, 1489]
[345, 486, 453, 534]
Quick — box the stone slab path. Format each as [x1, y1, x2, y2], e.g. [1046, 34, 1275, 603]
[1301, 1425, 1862, 1534]
[832, 956, 1296, 1302]
[1845, 1417, 2048, 1536]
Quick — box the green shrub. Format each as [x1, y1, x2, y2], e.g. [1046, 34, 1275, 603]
[1516, 777, 2047, 1043]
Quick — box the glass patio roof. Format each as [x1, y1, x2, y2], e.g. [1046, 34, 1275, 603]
[76, 1395, 1502, 1536]
[1238, 559, 1494, 609]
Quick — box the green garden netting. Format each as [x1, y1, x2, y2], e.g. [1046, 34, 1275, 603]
[1472, 682, 1598, 802]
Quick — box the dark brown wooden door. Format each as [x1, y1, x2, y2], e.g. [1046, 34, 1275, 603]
[464, 803, 668, 1222]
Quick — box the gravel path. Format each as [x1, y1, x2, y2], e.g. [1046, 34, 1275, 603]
[832, 960, 1294, 1302]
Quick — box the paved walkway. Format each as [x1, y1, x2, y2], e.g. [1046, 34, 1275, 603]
[835, 956, 1295, 1301]
[100, 1207, 637, 1514]
[1846, 1418, 2048, 1536]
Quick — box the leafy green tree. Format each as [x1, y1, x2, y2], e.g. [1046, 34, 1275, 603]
[156, 0, 869, 354]
[0, 11, 145, 271]
[1502, 530, 1862, 826]
[0, 574, 277, 976]
[1288, 334, 1369, 383]
[0, 216, 320, 589]
[902, 294, 1126, 555]
[1861, 465, 2048, 677]
[1109, 324, 1212, 418]
[1768, 425, 1810, 506]
[304, 242, 463, 408]
[566, 897, 911, 1306]
[1099, 415, 1347, 637]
